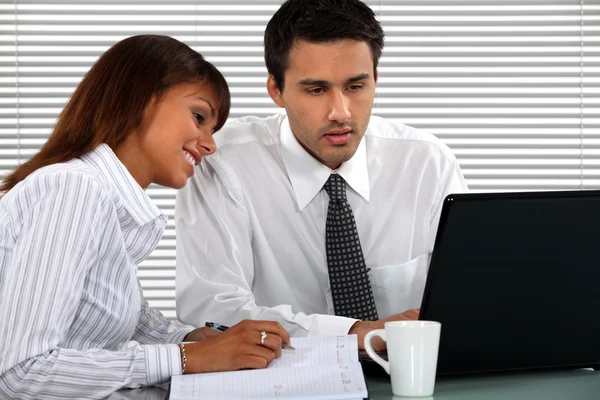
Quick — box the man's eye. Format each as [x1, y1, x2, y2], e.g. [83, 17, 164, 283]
[193, 113, 205, 124]
[307, 88, 324, 95]
[348, 85, 363, 91]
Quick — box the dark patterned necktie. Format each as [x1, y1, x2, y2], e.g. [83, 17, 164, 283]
[324, 174, 379, 321]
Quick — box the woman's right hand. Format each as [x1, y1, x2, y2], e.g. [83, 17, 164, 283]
[183, 320, 291, 373]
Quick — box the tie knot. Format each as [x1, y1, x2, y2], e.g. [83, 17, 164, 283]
[324, 174, 346, 202]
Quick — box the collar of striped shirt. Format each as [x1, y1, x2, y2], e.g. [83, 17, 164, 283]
[80, 143, 165, 227]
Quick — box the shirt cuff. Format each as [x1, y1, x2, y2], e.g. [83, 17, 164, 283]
[308, 314, 358, 336]
[142, 344, 182, 385]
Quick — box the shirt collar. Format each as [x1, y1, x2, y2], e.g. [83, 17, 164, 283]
[80, 143, 165, 226]
[280, 117, 370, 211]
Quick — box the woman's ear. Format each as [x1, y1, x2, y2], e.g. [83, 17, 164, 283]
[266, 75, 285, 108]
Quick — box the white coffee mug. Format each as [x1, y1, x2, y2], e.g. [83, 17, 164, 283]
[364, 320, 441, 397]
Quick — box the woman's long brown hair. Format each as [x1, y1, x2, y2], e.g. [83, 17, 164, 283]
[1, 35, 230, 193]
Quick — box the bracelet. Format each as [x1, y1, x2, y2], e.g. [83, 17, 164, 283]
[178, 343, 187, 374]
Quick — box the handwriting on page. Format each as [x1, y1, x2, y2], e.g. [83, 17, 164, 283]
[268, 335, 359, 369]
[170, 364, 366, 400]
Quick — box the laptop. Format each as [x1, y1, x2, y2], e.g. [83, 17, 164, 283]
[361, 190, 600, 375]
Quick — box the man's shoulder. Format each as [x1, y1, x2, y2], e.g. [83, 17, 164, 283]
[366, 116, 455, 159]
[213, 113, 285, 148]
[195, 114, 287, 201]
[367, 116, 443, 146]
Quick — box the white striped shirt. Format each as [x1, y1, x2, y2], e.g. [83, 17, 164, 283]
[0, 144, 193, 399]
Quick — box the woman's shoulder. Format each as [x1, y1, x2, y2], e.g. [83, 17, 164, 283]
[3, 159, 113, 211]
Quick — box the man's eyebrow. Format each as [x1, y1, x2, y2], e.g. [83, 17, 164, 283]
[296, 73, 371, 87]
[197, 96, 216, 118]
[346, 73, 370, 84]
[297, 78, 330, 86]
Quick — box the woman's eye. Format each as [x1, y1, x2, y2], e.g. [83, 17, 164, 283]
[193, 112, 205, 124]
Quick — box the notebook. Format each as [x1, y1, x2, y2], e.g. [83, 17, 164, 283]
[169, 335, 367, 400]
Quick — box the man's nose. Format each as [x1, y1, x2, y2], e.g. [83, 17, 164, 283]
[327, 90, 351, 123]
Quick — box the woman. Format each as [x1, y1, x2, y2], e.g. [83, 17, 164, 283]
[0, 35, 290, 399]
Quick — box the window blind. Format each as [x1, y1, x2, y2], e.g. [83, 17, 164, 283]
[1, 0, 597, 318]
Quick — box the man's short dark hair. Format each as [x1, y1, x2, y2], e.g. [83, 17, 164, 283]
[264, 0, 385, 92]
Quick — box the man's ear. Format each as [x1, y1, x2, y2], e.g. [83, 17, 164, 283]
[267, 75, 285, 108]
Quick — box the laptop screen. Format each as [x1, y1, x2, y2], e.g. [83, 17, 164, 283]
[420, 190, 600, 375]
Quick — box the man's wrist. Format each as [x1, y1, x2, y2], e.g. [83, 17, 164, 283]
[348, 320, 362, 335]
[349, 320, 378, 335]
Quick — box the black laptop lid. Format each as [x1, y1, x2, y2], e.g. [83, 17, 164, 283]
[420, 190, 600, 375]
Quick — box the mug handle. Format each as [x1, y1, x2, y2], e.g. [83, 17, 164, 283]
[364, 329, 390, 374]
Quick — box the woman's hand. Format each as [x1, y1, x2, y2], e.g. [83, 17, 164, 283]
[183, 320, 291, 373]
[183, 326, 220, 342]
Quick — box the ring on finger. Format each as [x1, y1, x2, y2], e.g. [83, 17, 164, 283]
[260, 331, 267, 346]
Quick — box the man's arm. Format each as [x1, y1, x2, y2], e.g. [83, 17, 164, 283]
[350, 149, 468, 350]
[429, 150, 469, 249]
[175, 156, 358, 337]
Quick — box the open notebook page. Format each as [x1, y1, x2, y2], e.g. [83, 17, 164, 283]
[169, 364, 366, 400]
[268, 335, 359, 369]
[169, 335, 365, 400]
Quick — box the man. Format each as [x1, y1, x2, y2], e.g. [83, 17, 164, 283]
[175, 0, 467, 350]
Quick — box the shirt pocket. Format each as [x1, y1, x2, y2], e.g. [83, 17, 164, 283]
[368, 253, 430, 318]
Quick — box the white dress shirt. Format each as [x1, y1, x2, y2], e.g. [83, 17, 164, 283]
[0, 144, 193, 400]
[176, 114, 468, 337]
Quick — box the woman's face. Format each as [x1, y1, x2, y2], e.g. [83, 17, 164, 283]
[117, 82, 219, 189]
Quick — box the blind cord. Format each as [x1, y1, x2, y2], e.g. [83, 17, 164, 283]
[14, 0, 20, 166]
[580, 0, 585, 190]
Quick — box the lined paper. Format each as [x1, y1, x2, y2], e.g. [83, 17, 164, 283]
[170, 365, 365, 400]
[269, 335, 359, 369]
[169, 335, 366, 400]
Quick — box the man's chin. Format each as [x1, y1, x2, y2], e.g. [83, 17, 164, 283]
[320, 152, 357, 169]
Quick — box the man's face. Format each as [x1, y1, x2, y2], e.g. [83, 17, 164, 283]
[268, 39, 377, 169]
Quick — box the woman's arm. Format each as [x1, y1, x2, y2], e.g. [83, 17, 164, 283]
[0, 171, 292, 399]
[0, 172, 179, 399]
[132, 280, 194, 345]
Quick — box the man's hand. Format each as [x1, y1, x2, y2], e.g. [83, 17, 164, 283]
[349, 308, 420, 351]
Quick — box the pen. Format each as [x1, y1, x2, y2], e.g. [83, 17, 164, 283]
[205, 322, 296, 351]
